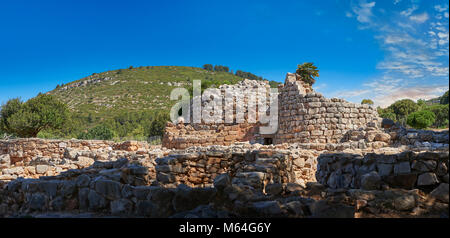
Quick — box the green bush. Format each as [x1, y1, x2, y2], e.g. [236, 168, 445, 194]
[380, 112, 397, 121]
[424, 104, 449, 128]
[0, 95, 70, 138]
[406, 110, 436, 129]
[388, 99, 418, 117]
[296, 62, 319, 86]
[361, 99, 374, 105]
[440, 90, 449, 105]
[202, 64, 213, 71]
[78, 124, 117, 140]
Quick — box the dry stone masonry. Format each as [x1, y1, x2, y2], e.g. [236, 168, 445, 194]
[0, 139, 162, 182]
[155, 144, 319, 189]
[163, 73, 381, 149]
[275, 73, 379, 144]
[0, 72, 448, 218]
[162, 79, 271, 149]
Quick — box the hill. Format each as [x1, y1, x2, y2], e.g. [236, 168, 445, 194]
[48, 66, 247, 119]
[42, 66, 280, 141]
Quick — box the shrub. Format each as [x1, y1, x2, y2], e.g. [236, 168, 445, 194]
[407, 110, 436, 129]
[202, 64, 213, 71]
[78, 124, 117, 140]
[296, 62, 319, 86]
[380, 112, 397, 121]
[0, 95, 70, 138]
[361, 99, 374, 105]
[440, 90, 449, 105]
[424, 104, 449, 128]
[388, 99, 418, 117]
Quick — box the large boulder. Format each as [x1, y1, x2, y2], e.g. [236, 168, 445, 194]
[393, 194, 416, 211]
[417, 173, 439, 186]
[251, 201, 283, 216]
[374, 133, 391, 143]
[213, 173, 231, 191]
[430, 183, 449, 203]
[94, 179, 122, 200]
[0, 154, 10, 168]
[88, 190, 107, 210]
[111, 199, 133, 215]
[361, 171, 381, 190]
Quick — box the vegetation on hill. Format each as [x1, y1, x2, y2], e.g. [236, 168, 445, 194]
[1, 65, 280, 142]
[377, 90, 449, 129]
[202, 64, 281, 88]
[406, 110, 435, 129]
[361, 99, 374, 105]
[0, 95, 70, 137]
[296, 62, 319, 86]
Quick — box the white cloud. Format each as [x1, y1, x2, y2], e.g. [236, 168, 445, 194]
[409, 12, 429, 23]
[313, 83, 327, 91]
[371, 85, 449, 107]
[400, 5, 417, 17]
[315, 10, 325, 16]
[340, 1, 449, 107]
[393, 0, 402, 5]
[334, 89, 371, 98]
[351, 1, 376, 24]
[434, 5, 448, 13]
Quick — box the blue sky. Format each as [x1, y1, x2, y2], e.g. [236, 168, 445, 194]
[0, 0, 448, 107]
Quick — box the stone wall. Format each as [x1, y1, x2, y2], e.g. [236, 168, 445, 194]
[0, 138, 162, 182]
[317, 151, 449, 190]
[155, 145, 319, 188]
[0, 158, 218, 217]
[162, 123, 259, 149]
[275, 73, 380, 144]
[162, 79, 273, 149]
[163, 73, 383, 149]
[0, 138, 156, 165]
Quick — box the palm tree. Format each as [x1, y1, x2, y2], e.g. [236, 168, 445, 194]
[296, 62, 319, 86]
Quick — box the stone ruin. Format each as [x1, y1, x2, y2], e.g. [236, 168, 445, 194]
[0, 72, 448, 218]
[162, 73, 380, 149]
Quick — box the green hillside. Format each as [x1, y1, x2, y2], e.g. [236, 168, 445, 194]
[36, 65, 280, 141]
[49, 66, 245, 120]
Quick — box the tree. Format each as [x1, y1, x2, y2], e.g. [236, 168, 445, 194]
[213, 65, 229, 73]
[361, 99, 374, 105]
[407, 110, 435, 129]
[425, 104, 449, 128]
[380, 111, 397, 121]
[387, 99, 418, 125]
[78, 124, 117, 140]
[0, 95, 70, 138]
[389, 99, 418, 116]
[296, 62, 319, 86]
[203, 64, 213, 71]
[440, 90, 449, 104]
[0, 98, 22, 133]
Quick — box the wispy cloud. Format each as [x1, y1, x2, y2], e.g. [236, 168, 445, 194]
[409, 12, 429, 23]
[434, 4, 448, 12]
[400, 5, 418, 16]
[350, 0, 376, 24]
[340, 0, 449, 107]
[313, 83, 327, 91]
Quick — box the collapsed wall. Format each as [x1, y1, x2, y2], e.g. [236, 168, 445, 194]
[275, 73, 380, 144]
[0, 138, 163, 182]
[162, 73, 382, 149]
[317, 151, 449, 190]
[155, 145, 319, 188]
[162, 79, 272, 149]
